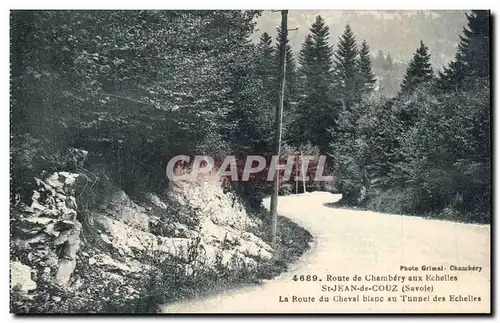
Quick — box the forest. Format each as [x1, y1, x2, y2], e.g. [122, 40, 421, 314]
[11, 10, 490, 223]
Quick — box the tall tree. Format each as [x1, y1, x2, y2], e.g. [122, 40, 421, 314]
[256, 32, 275, 80]
[333, 24, 359, 109]
[292, 34, 315, 145]
[439, 10, 490, 89]
[400, 40, 434, 93]
[298, 34, 314, 68]
[275, 26, 298, 141]
[291, 16, 335, 153]
[275, 27, 297, 77]
[357, 40, 377, 95]
[227, 30, 279, 152]
[310, 16, 334, 73]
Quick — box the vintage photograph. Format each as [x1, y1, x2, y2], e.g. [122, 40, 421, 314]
[9, 10, 490, 314]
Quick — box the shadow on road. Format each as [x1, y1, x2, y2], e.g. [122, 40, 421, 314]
[322, 194, 352, 210]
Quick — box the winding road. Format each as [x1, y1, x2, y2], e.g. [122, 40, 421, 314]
[161, 192, 490, 314]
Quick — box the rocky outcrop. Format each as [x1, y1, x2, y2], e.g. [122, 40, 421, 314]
[12, 171, 83, 288]
[11, 166, 274, 313]
[166, 180, 273, 265]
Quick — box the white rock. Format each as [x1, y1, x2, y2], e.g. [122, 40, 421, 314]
[148, 193, 168, 209]
[99, 254, 144, 273]
[24, 217, 53, 226]
[100, 233, 112, 245]
[114, 205, 150, 231]
[10, 261, 36, 293]
[45, 173, 65, 192]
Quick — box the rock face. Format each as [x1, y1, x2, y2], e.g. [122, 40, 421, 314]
[12, 171, 83, 288]
[11, 164, 273, 313]
[166, 180, 273, 267]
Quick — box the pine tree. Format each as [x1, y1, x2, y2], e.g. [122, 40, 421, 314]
[333, 24, 359, 109]
[249, 32, 278, 149]
[439, 10, 490, 89]
[357, 40, 376, 94]
[298, 34, 314, 74]
[256, 32, 275, 79]
[291, 15, 335, 153]
[310, 16, 334, 75]
[400, 41, 433, 93]
[255, 31, 277, 105]
[292, 34, 315, 146]
[275, 26, 298, 141]
[295, 34, 314, 119]
[275, 26, 297, 76]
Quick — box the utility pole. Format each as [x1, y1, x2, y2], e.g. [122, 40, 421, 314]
[300, 150, 306, 193]
[270, 9, 287, 248]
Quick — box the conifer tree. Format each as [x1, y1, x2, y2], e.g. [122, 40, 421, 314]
[400, 41, 433, 93]
[439, 10, 490, 88]
[275, 26, 297, 76]
[310, 16, 334, 75]
[298, 34, 314, 75]
[275, 26, 298, 141]
[357, 40, 377, 94]
[291, 34, 315, 145]
[333, 24, 359, 109]
[256, 32, 275, 80]
[292, 16, 335, 152]
[246, 32, 278, 149]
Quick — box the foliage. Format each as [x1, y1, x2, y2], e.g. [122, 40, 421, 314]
[357, 40, 377, 95]
[331, 77, 490, 222]
[292, 16, 336, 153]
[333, 24, 360, 109]
[11, 10, 262, 199]
[439, 10, 490, 89]
[400, 41, 434, 94]
[328, 10, 489, 223]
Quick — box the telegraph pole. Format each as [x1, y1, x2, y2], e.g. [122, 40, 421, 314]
[270, 9, 287, 248]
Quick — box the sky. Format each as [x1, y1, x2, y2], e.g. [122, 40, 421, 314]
[254, 10, 469, 69]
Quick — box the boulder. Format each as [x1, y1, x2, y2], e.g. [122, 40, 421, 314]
[10, 261, 36, 293]
[147, 193, 168, 209]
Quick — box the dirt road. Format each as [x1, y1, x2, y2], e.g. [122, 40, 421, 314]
[161, 192, 490, 313]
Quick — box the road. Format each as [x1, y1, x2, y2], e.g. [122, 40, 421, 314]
[161, 192, 490, 313]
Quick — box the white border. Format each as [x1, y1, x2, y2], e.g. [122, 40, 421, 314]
[1, 1, 498, 322]
[0, 0, 496, 10]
